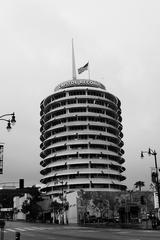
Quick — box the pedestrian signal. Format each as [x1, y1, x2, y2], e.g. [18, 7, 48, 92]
[152, 172, 157, 183]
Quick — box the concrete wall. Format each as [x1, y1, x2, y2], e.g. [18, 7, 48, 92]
[66, 191, 78, 224]
[13, 193, 31, 220]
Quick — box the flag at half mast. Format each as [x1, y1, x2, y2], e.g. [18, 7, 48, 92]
[78, 62, 89, 74]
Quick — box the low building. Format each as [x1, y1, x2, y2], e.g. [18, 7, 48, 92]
[65, 190, 155, 225]
[0, 185, 40, 220]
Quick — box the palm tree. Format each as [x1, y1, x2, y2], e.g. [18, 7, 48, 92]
[134, 181, 145, 191]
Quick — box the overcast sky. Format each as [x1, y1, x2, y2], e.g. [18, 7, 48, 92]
[0, 0, 160, 190]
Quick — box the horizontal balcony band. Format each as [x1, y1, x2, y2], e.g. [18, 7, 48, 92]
[43, 137, 122, 149]
[43, 108, 118, 123]
[41, 169, 125, 180]
[43, 124, 118, 139]
[40, 165, 126, 176]
[44, 101, 118, 117]
[44, 130, 121, 143]
[40, 153, 123, 167]
[44, 93, 118, 110]
[41, 182, 126, 194]
[41, 160, 125, 172]
[40, 153, 125, 167]
[43, 108, 118, 125]
[42, 139, 120, 151]
[41, 142, 121, 156]
[43, 122, 120, 137]
[43, 89, 118, 108]
[40, 154, 123, 167]
[43, 112, 120, 130]
[42, 149, 121, 161]
[43, 188, 124, 196]
[42, 178, 122, 188]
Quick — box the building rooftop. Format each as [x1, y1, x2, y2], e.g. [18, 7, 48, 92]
[54, 79, 106, 92]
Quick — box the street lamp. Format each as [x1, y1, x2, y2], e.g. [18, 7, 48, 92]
[0, 113, 16, 131]
[141, 148, 160, 208]
[0, 112, 16, 237]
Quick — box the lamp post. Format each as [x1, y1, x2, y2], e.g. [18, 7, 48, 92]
[0, 113, 16, 131]
[0, 113, 16, 174]
[141, 148, 160, 209]
[0, 112, 16, 239]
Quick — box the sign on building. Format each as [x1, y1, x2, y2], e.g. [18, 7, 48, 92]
[153, 191, 159, 209]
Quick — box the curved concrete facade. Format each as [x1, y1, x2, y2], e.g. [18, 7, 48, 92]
[40, 79, 126, 196]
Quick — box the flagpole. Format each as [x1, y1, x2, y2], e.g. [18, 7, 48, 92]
[72, 39, 77, 80]
[88, 61, 90, 80]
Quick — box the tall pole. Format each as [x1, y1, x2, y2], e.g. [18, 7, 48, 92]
[72, 39, 77, 80]
[153, 152, 160, 208]
[88, 61, 90, 80]
[61, 180, 64, 224]
[141, 148, 160, 217]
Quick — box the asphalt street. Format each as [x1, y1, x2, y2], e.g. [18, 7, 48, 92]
[1, 221, 160, 240]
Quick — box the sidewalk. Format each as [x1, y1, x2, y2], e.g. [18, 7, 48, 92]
[79, 220, 160, 230]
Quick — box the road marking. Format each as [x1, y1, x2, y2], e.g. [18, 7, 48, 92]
[23, 227, 38, 231]
[30, 227, 44, 230]
[5, 226, 51, 233]
[129, 239, 141, 240]
[63, 226, 87, 229]
[23, 233, 35, 237]
[46, 238, 56, 240]
[79, 230, 98, 232]
[140, 230, 154, 233]
[14, 228, 26, 231]
[105, 229, 122, 232]
[118, 231, 129, 234]
[6, 228, 16, 232]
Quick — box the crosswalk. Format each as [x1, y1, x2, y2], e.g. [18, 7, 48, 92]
[3, 226, 52, 233]
[3, 225, 96, 233]
[2, 226, 100, 234]
[2, 226, 142, 235]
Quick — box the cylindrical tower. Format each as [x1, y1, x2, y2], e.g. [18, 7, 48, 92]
[40, 79, 126, 196]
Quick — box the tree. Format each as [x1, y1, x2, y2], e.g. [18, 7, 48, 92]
[21, 198, 42, 221]
[21, 190, 43, 221]
[134, 181, 145, 191]
[50, 200, 62, 214]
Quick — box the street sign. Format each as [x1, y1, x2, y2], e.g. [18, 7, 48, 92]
[0, 208, 13, 212]
[154, 191, 159, 209]
[151, 167, 160, 181]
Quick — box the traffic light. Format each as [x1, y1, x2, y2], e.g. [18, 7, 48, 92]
[19, 179, 24, 189]
[151, 172, 157, 183]
[140, 196, 145, 205]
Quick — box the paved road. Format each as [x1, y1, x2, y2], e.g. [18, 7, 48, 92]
[1, 221, 160, 240]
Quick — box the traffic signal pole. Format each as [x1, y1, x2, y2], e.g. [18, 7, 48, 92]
[153, 152, 160, 208]
[15, 231, 20, 240]
[0, 220, 5, 240]
[141, 148, 160, 218]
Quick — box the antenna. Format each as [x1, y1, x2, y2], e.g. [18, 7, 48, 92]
[72, 39, 77, 80]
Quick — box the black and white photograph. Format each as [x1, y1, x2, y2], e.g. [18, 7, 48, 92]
[0, 0, 160, 239]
